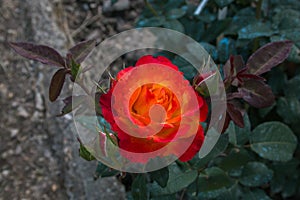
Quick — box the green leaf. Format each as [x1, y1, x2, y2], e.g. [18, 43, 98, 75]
[202, 19, 231, 42]
[172, 55, 196, 80]
[238, 22, 274, 39]
[250, 122, 298, 162]
[267, 67, 287, 95]
[195, 133, 228, 168]
[270, 172, 285, 194]
[258, 103, 275, 118]
[149, 165, 197, 196]
[137, 16, 166, 27]
[198, 167, 235, 199]
[150, 194, 176, 200]
[270, 159, 300, 194]
[9, 42, 66, 68]
[79, 143, 95, 161]
[215, 184, 242, 200]
[219, 149, 252, 172]
[276, 97, 300, 124]
[70, 59, 81, 79]
[149, 167, 169, 188]
[49, 68, 67, 102]
[162, 0, 185, 10]
[243, 189, 271, 200]
[247, 40, 293, 75]
[163, 19, 185, 33]
[227, 113, 251, 146]
[214, 0, 234, 8]
[240, 162, 273, 187]
[196, 9, 216, 23]
[182, 19, 204, 42]
[287, 44, 300, 63]
[273, 9, 300, 30]
[225, 7, 256, 35]
[132, 175, 148, 200]
[200, 42, 218, 61]
[94, 162, 119, 180]
[284, 74, 300, 98]
[282, 177, 298, 198]
[165, 8, 186, 19]
[217, 37, 237, 63]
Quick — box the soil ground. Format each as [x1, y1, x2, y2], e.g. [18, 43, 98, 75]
[0, 0, 143, 199]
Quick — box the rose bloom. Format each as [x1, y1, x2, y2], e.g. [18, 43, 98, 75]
[99, 55, 208, 162]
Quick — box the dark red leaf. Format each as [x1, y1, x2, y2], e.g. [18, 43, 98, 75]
[238, 80, 275, 108]
[223, 57, 232, 80]
[66, 53, 73, 69]
[227, 101, 244, 128]
[246, 40, 293, 75]
[238, 73, 266, 81]
[49, 69, 68, 102]
[68, 39, 97, 64]
[9, 42, 65, 68]
[221, 114, 231, 133]
[232, 55, 245, 73]
[224, 55, 245, 79]
[236, 67, 248, 74]
[227, 92, 243, 100]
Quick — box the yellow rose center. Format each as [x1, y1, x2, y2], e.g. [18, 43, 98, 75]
[129, 83, 181, 126]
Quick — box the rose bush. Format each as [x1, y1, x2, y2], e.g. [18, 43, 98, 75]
[99, 55, 208, 162]
[8, 0, 300, 198]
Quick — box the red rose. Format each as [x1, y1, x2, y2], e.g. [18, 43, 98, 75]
[99, 55, 208, 162]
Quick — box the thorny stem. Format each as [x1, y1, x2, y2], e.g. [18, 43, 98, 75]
[180, 189, 186, 200]
[143, 0, 158, 16]
[195, 171, 200, 196]
[255, 0, 263, 20]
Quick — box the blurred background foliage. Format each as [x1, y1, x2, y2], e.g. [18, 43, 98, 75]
[92, 0, 300, 199]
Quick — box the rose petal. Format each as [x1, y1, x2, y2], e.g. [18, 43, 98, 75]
[135, 55, 179, 71]
[178, 126, 204, 162]
[116, 66, 134, 80]
[99, 55, 208, 163]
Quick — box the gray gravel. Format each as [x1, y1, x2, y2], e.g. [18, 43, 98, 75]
[0, 0, 131, 199]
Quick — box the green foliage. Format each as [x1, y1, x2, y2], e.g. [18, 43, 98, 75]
[149, 165, 197, 197]
[250, 122, 297, 162]
[239, 162, 273, 187]
[243, 189, 271, 200]
[149, 167, 169, 188]
[79, 143, 95, 161]
[132, 175, 148, 200]
[131, 0, 300, 199]
[9, 0, 300, 199]
[197, 167, 235, 199]
[94, 162, 119, 180]
[227, 113, 250, 146]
